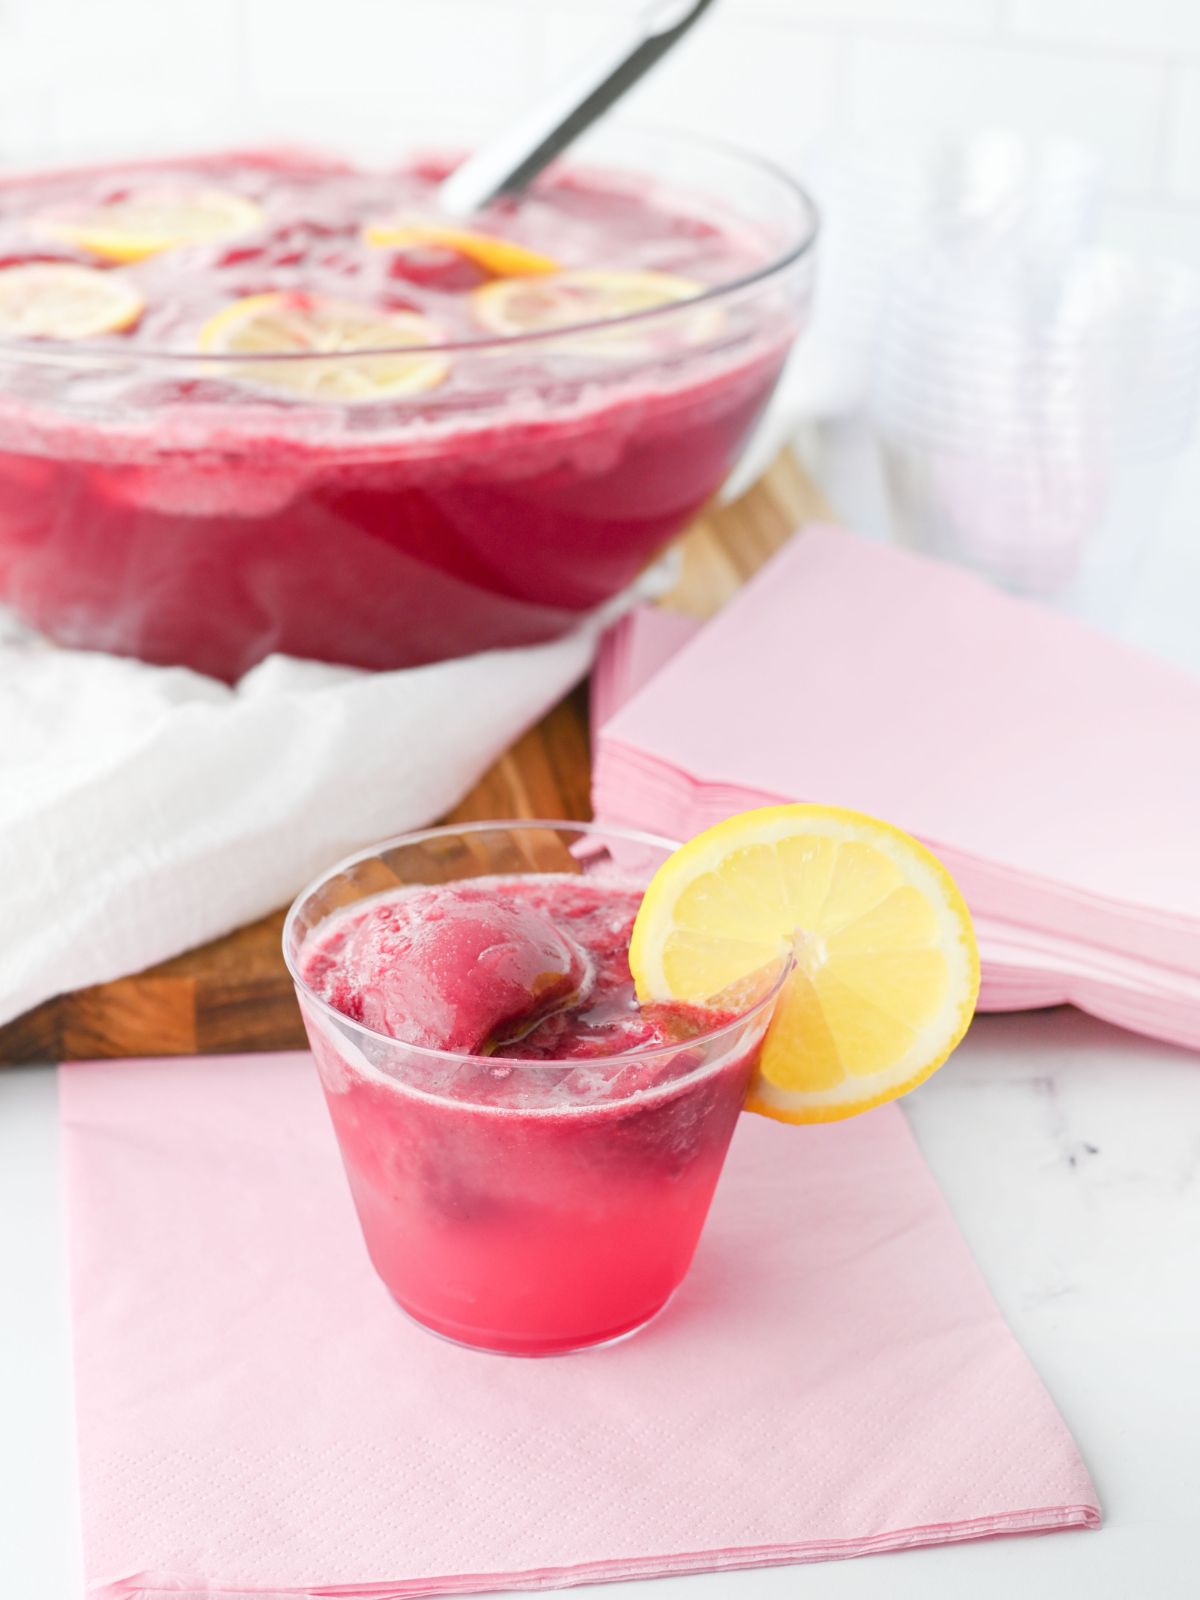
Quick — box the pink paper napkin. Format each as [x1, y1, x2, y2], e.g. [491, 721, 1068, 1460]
[590, 600, 1200, 1053]
[592, 606, 704, 742]
[594, 527, 1200, 975]
[61, 1052, 1098, 1599]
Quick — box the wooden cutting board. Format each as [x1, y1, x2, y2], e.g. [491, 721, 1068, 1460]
[0, 452, 828, 1064]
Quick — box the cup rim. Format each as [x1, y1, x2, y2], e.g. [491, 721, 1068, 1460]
[282, 816, 790, 1072]
[0, 124, 819, 368]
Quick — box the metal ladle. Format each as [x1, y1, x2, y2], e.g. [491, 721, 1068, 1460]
[437, 0, 717, 218]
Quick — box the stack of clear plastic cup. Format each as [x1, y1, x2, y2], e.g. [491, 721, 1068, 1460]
[786, 140, 931, 416]
[789, 130, 1104, 419]
[870, 138, 1200, 622]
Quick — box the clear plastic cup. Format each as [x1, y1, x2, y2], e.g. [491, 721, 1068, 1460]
[786, 130, 1103, 418]
[873, 246, 1200, 612]
[283, 820, 786, 1357]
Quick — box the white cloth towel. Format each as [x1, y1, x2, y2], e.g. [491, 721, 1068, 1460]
[0, 613, 616, 1029]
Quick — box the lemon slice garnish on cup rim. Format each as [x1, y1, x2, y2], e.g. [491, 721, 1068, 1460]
[364, 220, 559, 278]
[629, 804, 980, 1124]
[472, 267, 708, 341]
[197, 291, 451, 402]
[38, 189, 264, 263]
[0, 262, 144, 339]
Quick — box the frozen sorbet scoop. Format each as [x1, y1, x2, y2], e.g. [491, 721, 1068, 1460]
[325, 888, 591, 1053]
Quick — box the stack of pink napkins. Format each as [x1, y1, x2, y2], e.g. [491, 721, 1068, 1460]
[593, 526, 1200, 1053]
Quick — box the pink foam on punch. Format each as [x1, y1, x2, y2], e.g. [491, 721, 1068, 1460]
[61, 1052, 1097, 1598]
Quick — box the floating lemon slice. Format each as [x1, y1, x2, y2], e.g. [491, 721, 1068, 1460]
[39, 190, 263, 262]
[0, 262, 144, 339]
[472, 268, 711, 349]
[629, 805, 980, 1124]
[364, 220, 558, 278]
[197, 292, 450, 402]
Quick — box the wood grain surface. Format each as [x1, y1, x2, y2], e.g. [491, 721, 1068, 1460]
[1, 452, 827, 1063]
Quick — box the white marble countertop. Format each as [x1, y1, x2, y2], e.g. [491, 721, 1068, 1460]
[5, 1007, 1200, 1598]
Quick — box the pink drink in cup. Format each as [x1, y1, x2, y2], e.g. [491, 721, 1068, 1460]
[0, 132, 816, 679]
[284, 823, 785, 1356]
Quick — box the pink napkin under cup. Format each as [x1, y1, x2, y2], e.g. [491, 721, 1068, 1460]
[61, 1051, 1097, 1598]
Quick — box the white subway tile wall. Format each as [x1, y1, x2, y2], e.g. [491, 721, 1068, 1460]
[1167, 65, 1200, 202]
[38, 0, 247, 158]
[847, 35, 1162, 187]
[243, 0, 542, 153]
[542, 8, 849, 172]
[0, 0, 1195, 255]
[1008, 0, 1200, 56]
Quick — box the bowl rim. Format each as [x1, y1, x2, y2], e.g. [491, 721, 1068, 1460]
[282, 816, 790, 1074]
[0, 123, 819, 367]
